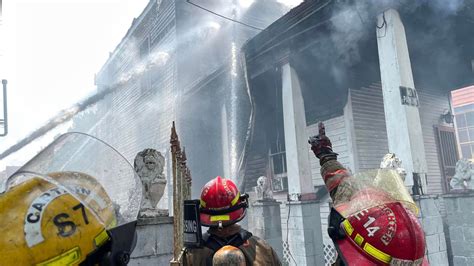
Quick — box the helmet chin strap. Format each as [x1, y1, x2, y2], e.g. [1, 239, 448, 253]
[218, 221, 223, 230]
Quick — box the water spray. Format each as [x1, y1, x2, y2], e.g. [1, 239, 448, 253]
[0, 84, 115, 160]
[0, 43, 176, 161]
[0, 79, 7, 137]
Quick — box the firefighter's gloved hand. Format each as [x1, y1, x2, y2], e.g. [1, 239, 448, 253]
[308, 135, 338, 165]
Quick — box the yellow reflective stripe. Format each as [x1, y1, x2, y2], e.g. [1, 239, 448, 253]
[109, 217, 117, 229]
[343, 219, 354, 236]
[37, 247, 81, 266]
[354, 234, 364, 246]
[231, 192, 240, 206]
[210, 215, 230, 222]
[363, 242, 392, 264]
[200, 199, 206, 208]
[94, 229, 110, 248]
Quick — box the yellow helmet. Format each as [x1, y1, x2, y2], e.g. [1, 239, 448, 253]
[0, 172, 115, 265]
[0, 132, 143, 265]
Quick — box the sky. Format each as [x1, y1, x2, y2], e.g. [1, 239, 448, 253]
[0, 0, 149, 170]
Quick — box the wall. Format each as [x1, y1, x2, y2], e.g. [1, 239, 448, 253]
[130, 216, 174, 265]
[306, 116, 351, 187]
[94, 0, 177, 158]
[416, 196, 449, 265]
[418, 87, 452, 195]
[247, 200, 284, 260]
[443, 194, 474, 266]
[350, 83, 390, 171]
[83, 0, 177, 210]
[349, 83, 451, 195]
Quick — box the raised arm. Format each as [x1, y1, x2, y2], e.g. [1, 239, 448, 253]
[308, 122, 351, 199]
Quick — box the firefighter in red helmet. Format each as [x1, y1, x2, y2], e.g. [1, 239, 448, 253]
[309, 122, 428, 266]
[185, 176, 281, 266]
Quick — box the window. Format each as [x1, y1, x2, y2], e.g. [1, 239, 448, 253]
[456, 114, 467, 127]
[461, 144, 472, 158]
[470, 128, 474, 140]
[466, 112, 474, 126]
[454, 103, 474, 160]
[459, 129, 469, 143]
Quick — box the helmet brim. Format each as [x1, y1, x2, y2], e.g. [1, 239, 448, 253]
[335, 237, 379, 266]
[335, 237, 428, 266]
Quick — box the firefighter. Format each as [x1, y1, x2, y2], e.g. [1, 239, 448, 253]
[309, 123, 428, 265]
[212, 245, 246, 266]
[185, 176, 281, 266]
[0, 132, 141, 265]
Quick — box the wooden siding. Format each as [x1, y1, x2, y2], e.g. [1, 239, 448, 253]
[307, 116, 350, 187]
[350, 83, 390, 171]
[418, 87, 452, 195]
[75, 1, 177, 210]
[91, 0, 176, 159]
[349, 82, 450, 195]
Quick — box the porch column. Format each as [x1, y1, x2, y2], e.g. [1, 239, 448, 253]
[281, 61, 324, 265]
[281, 62, 314, 199]
[376, 9, 428, 192]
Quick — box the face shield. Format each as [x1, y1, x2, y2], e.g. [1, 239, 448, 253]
[2, 132, 142, 226]
[332, 168, 418, 218]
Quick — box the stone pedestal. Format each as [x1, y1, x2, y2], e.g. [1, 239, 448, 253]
[415, 196, 448, 266]
[130, 216, 174, 265]
[443, 193, 474, 266]
[286, 201, 324, 266]
[248, 199, 283, 260]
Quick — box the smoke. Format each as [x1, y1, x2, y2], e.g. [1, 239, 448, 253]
[304, 0, 468, 87]
[412, 0, 465, 16]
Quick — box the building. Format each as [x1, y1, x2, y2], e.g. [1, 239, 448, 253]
[72, 0, 295, 264]
[71, 0, 474, 265]
[239, 0, 474, 265]
[75, 0, 291, 198]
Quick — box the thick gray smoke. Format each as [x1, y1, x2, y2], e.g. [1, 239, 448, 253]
[320, 0, 466, 65]
[306, 0, 468, 89]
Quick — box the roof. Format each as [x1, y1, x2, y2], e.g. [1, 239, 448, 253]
[243, 0, 335, 63]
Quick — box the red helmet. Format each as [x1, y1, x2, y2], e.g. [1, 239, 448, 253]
[330, 200, 427, 265]
[199, 176, 248, 227]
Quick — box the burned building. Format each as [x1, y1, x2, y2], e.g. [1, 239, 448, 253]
[239, 0, 474, 265]
[68, 0, 474, 265]
[81, 0, 292, 198]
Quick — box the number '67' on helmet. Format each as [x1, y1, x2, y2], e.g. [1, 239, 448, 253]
[0, 171, 116, 265]
[199, 176, 249, 228]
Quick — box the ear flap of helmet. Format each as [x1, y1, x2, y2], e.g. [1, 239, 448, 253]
[327, 207, 346, 241]
[239, 193, 249, 209]
[80, 221, 137, 266]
